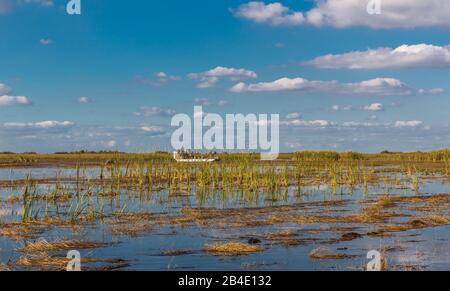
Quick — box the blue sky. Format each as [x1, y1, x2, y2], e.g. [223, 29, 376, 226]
[1, 0, 450, 153]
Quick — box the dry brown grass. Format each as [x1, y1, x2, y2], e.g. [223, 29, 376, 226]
[0, 223, 43, 240]
[0, 263, 9, 271]
[264, 230, 298, 239]
[15, 252, 127, 271]
[267, 205, 394, 225]
[370, 214, 450, 236]
[392, 194, 450, 205]
[16, 252, 73, 271]
[408, 215, 450, 227]
[376, 195, 397, 208]
[204, 242, 264, 256]
[21, 240, 108, 253]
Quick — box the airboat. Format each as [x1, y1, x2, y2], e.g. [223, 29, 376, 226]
[173, 150, 219, 163]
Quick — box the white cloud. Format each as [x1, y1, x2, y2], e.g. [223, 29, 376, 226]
[104, 140, 117, 148]
[232, 2, 304, 26]
[3, 121, 74, 129]
[364, 103, 384, 112]
[141, 126, 166, 136]
[39, 38, 53, 46]
[0, 95, 31, 107]
[230, 77, 414, 96]
[194, 98, 229, 107]
[283, 120, 425, 129]
[305, 44, 450, 69]
[189, 66, 257, 89]
[0, 83, 11, 95]
[342, 121, 383, 128]
[418, 88, 446, 95]
[233, 1, 450, 29]
[78, 96, 91, 104]
[282, 119, 333, 127]
[305, 0, 450, 29]
[0, 83, 32, 106]
[133, 106, 176, 117]
[332, 105, 353, 111]
[395, 120, 424, 128]
[136, 72, 180, 87]
[286, 112, 301, 119]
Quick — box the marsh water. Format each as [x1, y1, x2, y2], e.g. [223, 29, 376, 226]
[0, 165, 449, 271]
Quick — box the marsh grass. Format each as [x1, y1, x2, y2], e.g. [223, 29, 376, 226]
[0, 263, 9, 271]
[204, 242, 264, 256]
[1, 151, 450, 270]
[110, 222, 152, 237]
[0, 223, 42, 240]
[21, 240, 108, 253]
[15, 252, 127, 271]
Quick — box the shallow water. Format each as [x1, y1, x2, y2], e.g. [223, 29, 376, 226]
[0, 166, 449, 271]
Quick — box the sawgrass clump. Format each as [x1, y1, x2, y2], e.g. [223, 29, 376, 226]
[204, 242, 264, 256]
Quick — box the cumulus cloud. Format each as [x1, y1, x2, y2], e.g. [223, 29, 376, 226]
[0, 95, 31, 107]
[0, 83, 33, 107]
[230, 77, 417, 96]
[305, 0, 450, 29]
[232, 2, 304, 26]
[188, 66, 257, 89]
[305, 44, 450, 69]
[364, 103, 384, 112]
[133, 106, 176, 117]
[233, 1, 450, 29]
